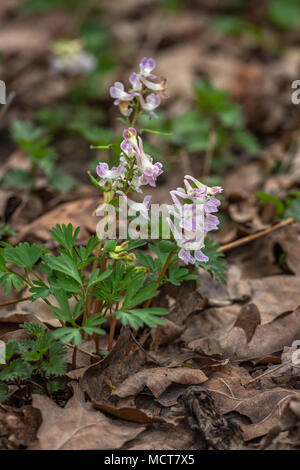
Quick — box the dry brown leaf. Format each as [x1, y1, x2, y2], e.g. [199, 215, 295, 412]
[151, 319, 183, 350]
[30, 383, 145, 450]
[17, 198, 99, 242]
[204, 364, 300, 441]
[189, 306, 300, 362]
[113, 367, 207, 399]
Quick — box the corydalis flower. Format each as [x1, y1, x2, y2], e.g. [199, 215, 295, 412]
[96, 161, 126, 186]
[139, 57, 156, 78]
[110, 82, 134, 105]
[117, 191, 152, 220]
[122, 128, 163, 189]
[139, 93, 161, 116]
[110, 57, 166, 117]
[167, 177, 223, 265]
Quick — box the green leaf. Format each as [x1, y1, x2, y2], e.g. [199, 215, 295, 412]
[158, 240, 177, 253]
[257, 192, 285, 218]
[0, 383, 11, 402]
[20, 322, 46, 338]
[46, 252, 82, 286]
[0, 358, 32, 381]
[233, 130, 260, 154]
[52, 327, 82, 346]
[43, 356, 67, 377]
[3, 242, 42, 268]
[0, 272, 24, 294]
[268, 0, 300, 30]
[50, 224, 80, 255]
[284, 198, 300, 222]
[167, 264, 198, 286]
[116, 307, 167, 329]
[48, 171, 77, 193]
[29, 280, 51, 300]
[11, 120, 43, 145]
[196, 237, 227, 284]
[87, 268, 112, 291]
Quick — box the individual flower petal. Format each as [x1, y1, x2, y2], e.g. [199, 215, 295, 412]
[178, 249, 195, 265]
[140, 76, 167, 93]
[129, 72, 142, 92]
[194, 250, 209, 262]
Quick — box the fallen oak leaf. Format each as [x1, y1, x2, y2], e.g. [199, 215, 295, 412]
[30, 382, 145, 450]
[203, 364, 300, 441]
[188, 306, 300, 363]
[112, 367, 207, 399]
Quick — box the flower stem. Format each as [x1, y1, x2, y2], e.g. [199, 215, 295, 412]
[107, 312, 117, 352]
[72, 346, 78, 370]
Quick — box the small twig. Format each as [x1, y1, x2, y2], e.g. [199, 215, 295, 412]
[0, 296, 31, 308]
[217, 217, 295, 253]
[129, 331, 163, 366]
[244, 362, 289, 386]
[66, 342, 99, 359]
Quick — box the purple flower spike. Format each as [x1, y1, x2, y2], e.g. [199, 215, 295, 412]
[167, 176, 223, 265]
[109, 81, 134, 105]
[139, 57, 156, 78]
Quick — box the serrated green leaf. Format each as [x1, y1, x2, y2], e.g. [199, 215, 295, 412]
[3, 242, 42, 268]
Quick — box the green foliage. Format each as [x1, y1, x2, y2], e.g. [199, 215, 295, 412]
[268, 0, 300, 30]
[1, 120, 76, 192]
[0, 223, 17, 240]
[3, 242, 43, 268]
[19, 0, 82, 15]
[165, 80, 259, 173]
[0, 323, 66, 402]
[257, 191, 300, 222]
[284, 197, 300, 222]
[257, 192, 285, 218]
[196, 238, 227, 284]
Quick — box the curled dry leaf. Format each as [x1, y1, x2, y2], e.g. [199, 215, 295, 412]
[151, 319, 184, 350]
[261, 398, 300, 449]
[30, 383, 145, 450]
[17, 198, 99, 243]
[204, 364, 300, 441]
[112, 367, 207, 399]
[188, 306, 300, 363]
[80, 327, 165, 423]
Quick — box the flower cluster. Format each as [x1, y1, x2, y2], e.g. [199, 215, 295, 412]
[94, 57, 223, 266]
[167, 176, 223, 264]
[110, 57, 167, 117]
[51, 39, 96, 75]
[96, 127, 163, 193]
